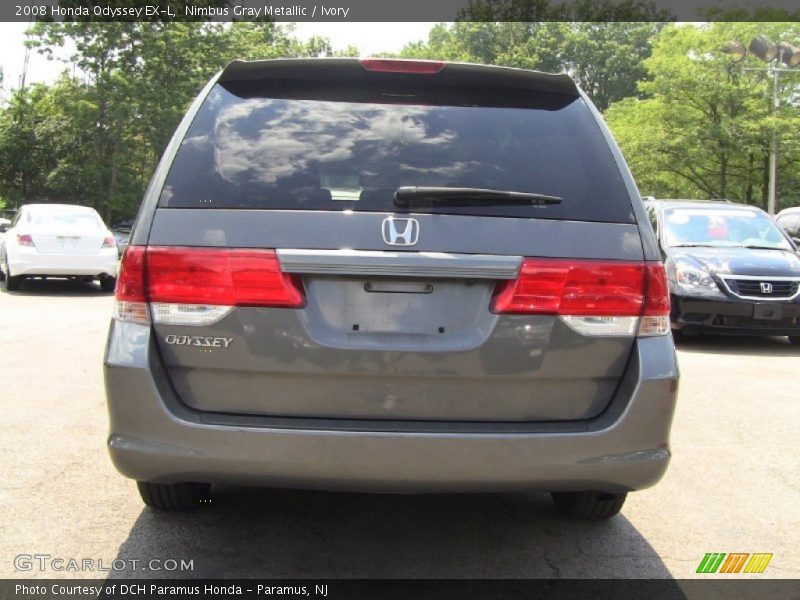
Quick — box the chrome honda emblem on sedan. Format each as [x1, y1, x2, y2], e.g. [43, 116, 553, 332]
[760, 282, 773, 294]
[382, 217, 420, 246]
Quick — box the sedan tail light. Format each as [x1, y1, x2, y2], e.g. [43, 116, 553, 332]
[102, 236, 116, 248]
[492, 259, 670, 337]
[113, 246, 305, 326]
[16, 234, 35, 247]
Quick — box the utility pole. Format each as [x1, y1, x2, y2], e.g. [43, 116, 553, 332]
[723, 37, 800, 214]
[19, 45, 30, 91]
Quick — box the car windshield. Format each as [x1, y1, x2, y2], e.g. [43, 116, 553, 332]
[26, 208, 103, 230]
[663, 207, 792, 251]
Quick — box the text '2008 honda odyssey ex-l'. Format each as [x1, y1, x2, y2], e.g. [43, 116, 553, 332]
[104, 58, 678, 519]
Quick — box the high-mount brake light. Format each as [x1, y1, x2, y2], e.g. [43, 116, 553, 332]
[359, 58, 446, 74]
[113, 247, 306, 326]
[491, 259, 670, 337]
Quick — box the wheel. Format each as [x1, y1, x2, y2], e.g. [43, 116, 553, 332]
[136, 481, 211, 511]
[2, 259, 21, 292]
[100, 275, 117, 293]
[789, 336, 800, 346]
[551, 491, 627, 519]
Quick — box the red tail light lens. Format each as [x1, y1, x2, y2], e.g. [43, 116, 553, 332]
[102, 236, 116, 248]
[492, 259, 647, 316]
[359, 58, 445, 74]
[16, 234, 35, 247]
[114, 247, 305, 324]
[643, 263, 670, 316]
[146, 247, 305, 308]
[114, 246, 149, 324]
[116, 246, 147, 303]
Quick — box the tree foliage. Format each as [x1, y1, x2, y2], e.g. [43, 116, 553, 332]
[396, 22, 664, 110]
[605, 23, 800, 208]
[0, 23, 348, 221]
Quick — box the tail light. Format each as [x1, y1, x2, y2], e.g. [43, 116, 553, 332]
[16, 234, 35, 247]
[492, 259, 670, 337]
[102, 236, 116, 248]
[359, 58, 445, 74]
[114, 246, 150, 324]
[113, 246, 305, 326]
[639, 263, 671, 336]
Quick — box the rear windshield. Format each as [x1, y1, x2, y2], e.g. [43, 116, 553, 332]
[159, 81, 634, 223]
[26, 208, 103, 229]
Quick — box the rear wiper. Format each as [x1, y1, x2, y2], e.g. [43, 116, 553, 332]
[394, 186, 563, 208]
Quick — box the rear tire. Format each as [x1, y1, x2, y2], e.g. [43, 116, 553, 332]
[136, 481, 211, 511]
[789, 336, 800, 346]
[100, 275, 117, 293]
[551, 491, 627, 520]
[2, 260, 21, 292]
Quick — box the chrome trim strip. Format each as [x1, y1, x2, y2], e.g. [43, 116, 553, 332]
[277, 249, 522, 279]
[719, 276, 800, 302]
[719, 274, 800, 281]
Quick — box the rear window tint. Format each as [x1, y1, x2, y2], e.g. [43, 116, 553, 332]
[159, 82, 634, 223]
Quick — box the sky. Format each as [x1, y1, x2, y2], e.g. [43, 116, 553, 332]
[0, 22, 436, 93]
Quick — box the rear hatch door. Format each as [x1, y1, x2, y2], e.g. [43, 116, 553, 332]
[147, 59, 643, 422]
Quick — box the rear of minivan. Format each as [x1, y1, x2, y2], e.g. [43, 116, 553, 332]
[104, 58, 678, 519]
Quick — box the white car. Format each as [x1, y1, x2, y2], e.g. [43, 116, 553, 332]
[776, 206, 800, 243]
[0, 218, 9, 245]
[0, 204, 118, 292]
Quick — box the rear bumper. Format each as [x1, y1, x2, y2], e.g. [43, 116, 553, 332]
[9, 247, 118, 278]
[672, 294, 800, 336]
[104, 321, 679, 493]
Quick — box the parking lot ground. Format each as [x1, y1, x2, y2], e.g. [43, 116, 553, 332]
[1, 279, 798, 579]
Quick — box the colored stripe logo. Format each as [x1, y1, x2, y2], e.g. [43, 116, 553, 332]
[697, 553, 772, 574]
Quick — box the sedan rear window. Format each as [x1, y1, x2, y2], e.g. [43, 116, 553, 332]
[26, 209, 103, 229]
[159, 82, 634, 223]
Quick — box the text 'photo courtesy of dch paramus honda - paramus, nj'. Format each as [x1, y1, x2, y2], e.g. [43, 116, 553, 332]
[103, 58, 678, 520]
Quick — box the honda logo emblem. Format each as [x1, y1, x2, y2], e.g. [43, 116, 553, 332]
[382, 217, 419, 246]
[760, 282, 773, 294]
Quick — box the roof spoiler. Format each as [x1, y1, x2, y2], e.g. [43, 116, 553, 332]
[218, 58, 580, 98]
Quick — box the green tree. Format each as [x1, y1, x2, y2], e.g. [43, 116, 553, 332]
[1, 22, 336, 221]
[605, 22, 800, 207]
[397, 21, 664, 110]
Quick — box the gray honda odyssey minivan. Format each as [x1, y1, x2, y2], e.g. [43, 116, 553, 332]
[104, 58, 678, 519]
